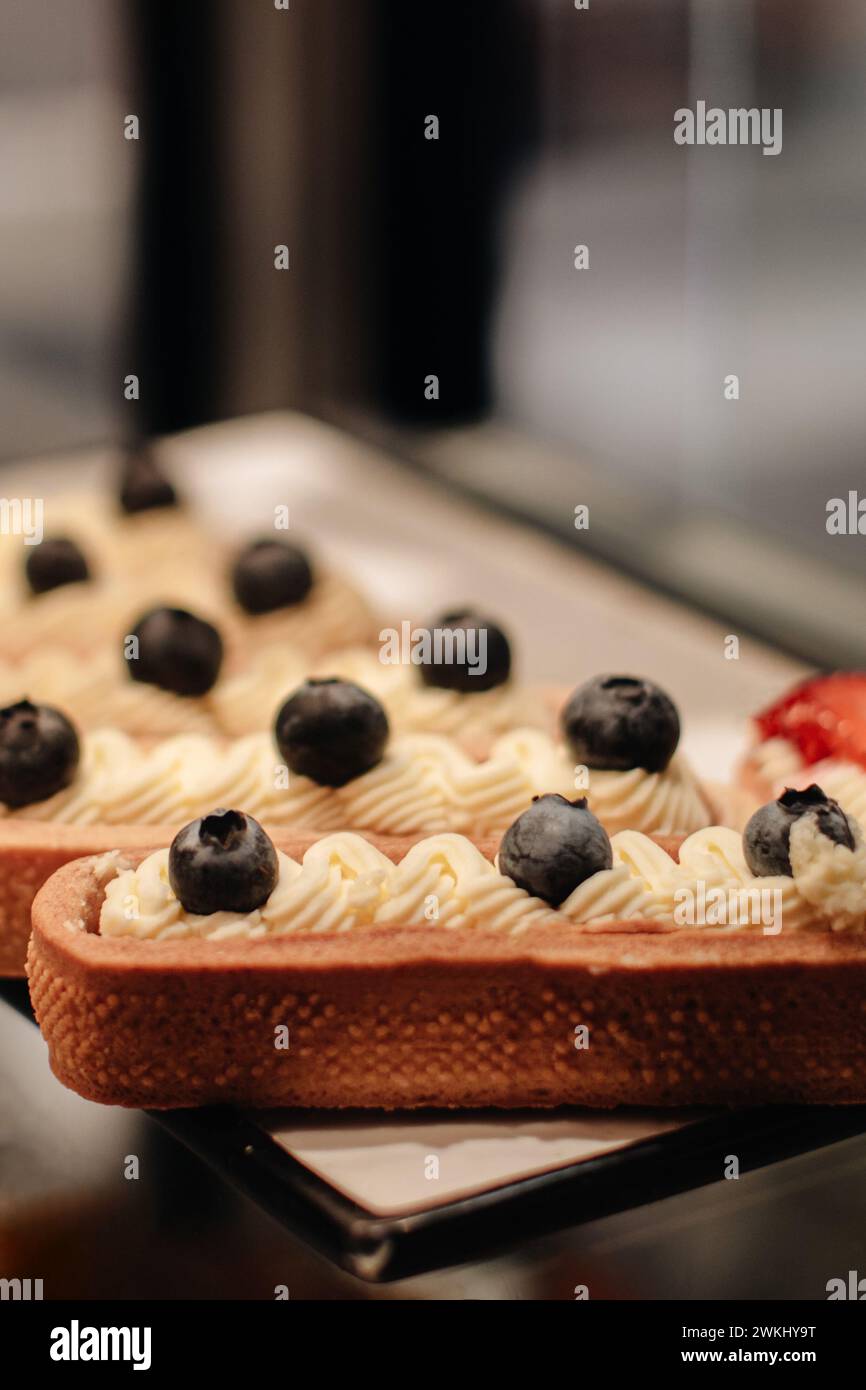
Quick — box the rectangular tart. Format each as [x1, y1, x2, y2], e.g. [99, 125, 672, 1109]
[27, 837, 866, 1110]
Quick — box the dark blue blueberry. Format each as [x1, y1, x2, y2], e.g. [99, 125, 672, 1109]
[168, 809, 279, 915]
[127, 606, 223, 696]
[0, 699, 80, 808]
[274, 678, 389, 787]
[418, 609, 512, 693]
[119, 445, 179, 513]
[232, 539, 313, 614]
[744, 784, 855, 878]
[561, 675, 680, 772]
[25, 537, 90, 595]
[498, 794, 613, 906]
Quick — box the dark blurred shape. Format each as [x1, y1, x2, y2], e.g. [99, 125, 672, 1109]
[117, 439, 179, 512]
[128, 0, 223, 436]
[371, 0, 539, 423]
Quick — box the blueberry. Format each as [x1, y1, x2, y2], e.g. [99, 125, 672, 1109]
[417, 609, 512, 693]
[232, 538, 314, 614]
[743, 784, 855, 878]
[25, 537, 91, 595]
[118, 445, 179, 513]
[0, 699, 80, 808]
[275, 678, 389, 787]
[561, 675, 680, 773]
[127, 607, 223, 696]
[498, 794, 613, 906]
[168, 808, 279, 915]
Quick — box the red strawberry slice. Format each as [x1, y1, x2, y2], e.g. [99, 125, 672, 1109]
[755, 673, 866, 770]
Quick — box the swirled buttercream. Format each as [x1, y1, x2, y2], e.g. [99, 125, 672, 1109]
[99, 832, 657, 940]
[676, 826, 752, 888]
[745, 736, 866, 838]
[745, 736, 805, 790]
[579, 757, 712, 835]
[0, 651, 217, 736]
[670, 823, 843, 932]
[212, 645, 553, 744]
[0, 546, 372, 661]
[4, 727, 711, 835]
[788, 815, 866, 927]
[98, 814, 866, 941]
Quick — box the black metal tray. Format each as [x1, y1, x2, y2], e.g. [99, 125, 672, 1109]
[154, 1102, 866, 1283]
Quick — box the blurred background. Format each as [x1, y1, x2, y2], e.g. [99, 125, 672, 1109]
[2, 0, 865, 663]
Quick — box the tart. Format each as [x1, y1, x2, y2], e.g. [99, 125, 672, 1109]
[0, 472, 377, 660]
[0, 676, 714, 975]
[28, 791, 866, 1109]
[0, 679, 713, 842]
[0, 548, 375, 662]
[0, 721, 705, 837]
[0, 598, 548, 746]
[740, 673, 866, 824]
[0, 642, 558, 746]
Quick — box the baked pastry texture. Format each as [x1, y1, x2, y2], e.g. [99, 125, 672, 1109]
[27, 804, 866, 1109]
[0, 824, 170, 977]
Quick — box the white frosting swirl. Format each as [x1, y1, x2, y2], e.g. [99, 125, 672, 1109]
[98, 813, 866, 942]
[788, 815, 866, 927]
[3, 726, 711, 837]
[676, 826, 752, 888]
[670, 821, 850, 932]
[728, 876, 819, 933]
[0, 581, 227, 660]
[579, 756, 712, 835]
[1, 730, 189, 826]
[214, 647, 552, 745]
[558, 864, 662, 924]
[0, 651, 217, 737]
[227, 573, 377, 658]
[799, 759, 866, 826]
[98, 833, 590, 940]
[379, 834, 557, 933]
[745, 736, 805, 790]
[610, 828, 680, 889]
[0, 494, 215, 580]
[745, 735, 866, 844]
